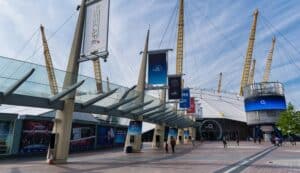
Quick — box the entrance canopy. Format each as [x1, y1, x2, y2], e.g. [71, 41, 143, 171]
[0, 56, 198, 128]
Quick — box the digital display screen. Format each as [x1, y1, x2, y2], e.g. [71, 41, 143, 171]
[148, 53, 167, 85]
[244, 96, 286, 112]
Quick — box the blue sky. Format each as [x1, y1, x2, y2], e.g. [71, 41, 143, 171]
[0, 0, 300, 108]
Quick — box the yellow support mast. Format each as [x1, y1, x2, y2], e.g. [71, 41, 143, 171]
[217, 72, 222, 94]
[174, 0, 185, 144]
[40, 25, 58, 95]
[239, 9, 259, 96]
[248, 59, 256, 84]
[93, 59, 103, 93]
[262, 37, 276, 82]
[176, 0, 184, 75]
[106, 76, 110, 92]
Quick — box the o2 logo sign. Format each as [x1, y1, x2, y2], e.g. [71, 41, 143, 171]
[182, 92, 189, 97]
[260, 100, 266, 105]
[152, 65, 163, 72]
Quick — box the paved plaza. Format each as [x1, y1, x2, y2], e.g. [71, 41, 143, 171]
[1, 141, 299, 173]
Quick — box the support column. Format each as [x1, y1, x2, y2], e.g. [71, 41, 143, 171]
[124, 29, 149, 153]
[152, 89, 166, 148]
[50, 0, 86, 164]
[183, 128, 189, 144]
[152, 124, 165, 148]
[177, 128, 184, 144]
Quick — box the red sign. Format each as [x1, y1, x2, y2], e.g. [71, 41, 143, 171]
[187, 97, 195, 113]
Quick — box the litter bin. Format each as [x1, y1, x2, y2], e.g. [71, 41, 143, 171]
[126, 146, 133, 153]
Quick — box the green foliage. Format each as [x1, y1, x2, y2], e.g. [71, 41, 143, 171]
[276, 103, 300, 135]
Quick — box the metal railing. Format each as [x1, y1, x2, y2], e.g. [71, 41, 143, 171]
[243, 82, 285, 98]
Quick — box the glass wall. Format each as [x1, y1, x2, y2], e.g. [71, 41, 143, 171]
[0, 120, 14, 155]
[70, 123, 96, 152]
[19, 120, 53, 154]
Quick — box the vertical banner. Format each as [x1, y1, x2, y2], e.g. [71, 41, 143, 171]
[187, 97, 195, 113]
[168, 75, 182, 99]
[180, 88, 190, 108]
[128, 121, 142, 135]
[184, 130, 189, 139]
[114, 128, 127, 144]
[97, 126, 114, 146]
[83, 0, 110, 55]
[148, 52, 167, 85]
[168, 128, 178, 138]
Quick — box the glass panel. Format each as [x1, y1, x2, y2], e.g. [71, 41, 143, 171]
[0, 56, 173, 113]
[243, 82, 285, 98]
[0, 120, 14, 155]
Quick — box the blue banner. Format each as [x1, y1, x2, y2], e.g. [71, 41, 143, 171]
[148, 53, 167, 85]
[128, 121, 142, 135]
[180, 88, 190, 108]
[114, 129, 127, 144]
[168, 128, 178, 138]
[184, 130, 189, 139]
[244, 96, 286, 112]
[97, 126, 115, 146]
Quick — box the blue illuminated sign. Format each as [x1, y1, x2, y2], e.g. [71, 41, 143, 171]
[148, 53, 167, 85]
[184, 130, 189, 139]
[168, 128, 178, 138]
[244, 96, 286, 112]
[180, 88, 190, 108]
[128, 121, 142, 135]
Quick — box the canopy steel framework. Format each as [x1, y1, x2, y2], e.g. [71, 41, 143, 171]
[0, 56, 198, 128]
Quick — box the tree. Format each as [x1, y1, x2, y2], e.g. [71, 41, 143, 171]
[276, 102, 300, 136]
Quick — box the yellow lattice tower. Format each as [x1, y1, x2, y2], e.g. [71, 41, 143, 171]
[239, 9, 259, 96]
[93, 59, 103, 93]
[40, 25, 58, 95]
[248, 59, 256, 84]
[262, 37, 276, 82]
[176, 0, 184, 76]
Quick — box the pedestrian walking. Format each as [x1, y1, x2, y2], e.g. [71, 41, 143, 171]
[236, 137, 239, 146]
[222, 136, 227, 148]
[165, 141, 169, 153]
[170, 136, 176, 153]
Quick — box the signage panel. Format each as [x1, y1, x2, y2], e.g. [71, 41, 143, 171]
[180, 88, 190, 108]
[187, 97, 195, 113]
[83, 0, 110, 56]
[148, 52, 167, 85]
[244, 96, 286, 112]
[128, 121, 142, 135]
[168, 128, 178, 138]
[168, 75, 182, 99]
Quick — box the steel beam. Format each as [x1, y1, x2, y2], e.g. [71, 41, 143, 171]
[121, 100, 153, 114]
[142, 108, 168, 119]
[132, 104, 163, 115]
[48, 80, 85, 104]
[145, 110, 173, 121]
[1, 68, 35, 97]
[81, 88, 118, 108]
[155, 113, 176, 121]
[106, 96, 139, 111]
[119, 85, 137, 101]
